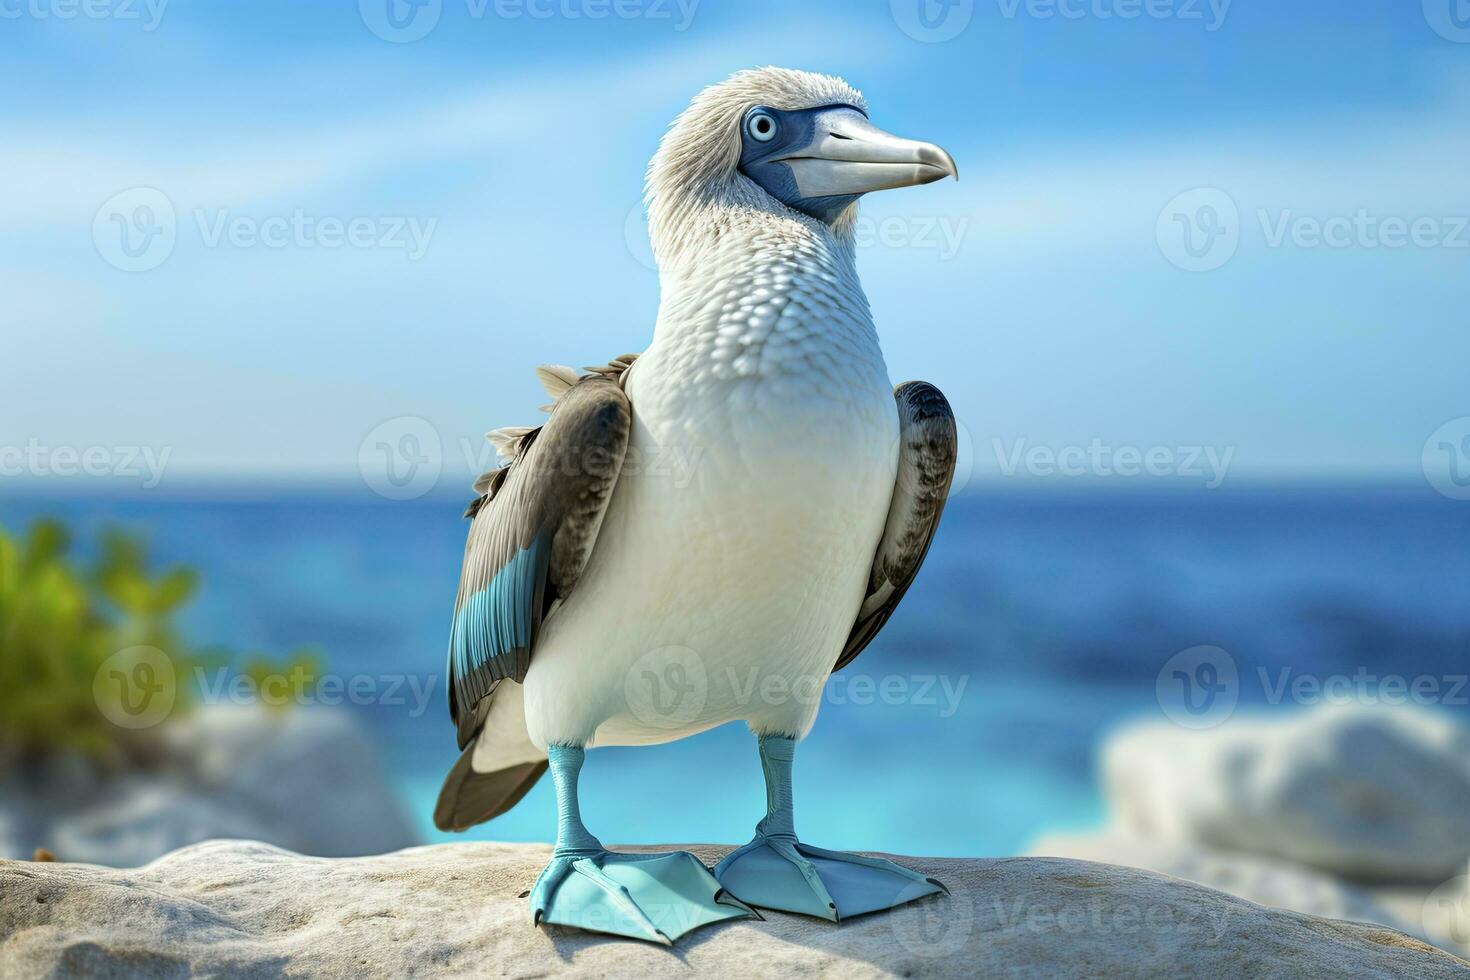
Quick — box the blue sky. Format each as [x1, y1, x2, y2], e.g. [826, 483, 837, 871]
[4, 0, 1468, 487]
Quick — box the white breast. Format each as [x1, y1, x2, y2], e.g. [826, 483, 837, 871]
[521, 212, 898, 750]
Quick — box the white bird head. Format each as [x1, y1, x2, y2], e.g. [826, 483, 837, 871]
[645, 67, 957, 272]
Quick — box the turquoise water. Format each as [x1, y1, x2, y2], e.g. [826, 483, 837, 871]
[5, 483, 1467, 857]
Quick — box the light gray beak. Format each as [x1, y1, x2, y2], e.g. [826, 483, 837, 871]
[782, 112, 958, 199]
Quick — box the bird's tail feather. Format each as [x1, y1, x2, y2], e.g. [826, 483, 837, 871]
[436, 680, 546, 831]
[434, 749, 546, 832]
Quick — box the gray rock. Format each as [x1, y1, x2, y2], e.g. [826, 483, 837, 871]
[1, 841, 1466, 979]
[0, 811, 16, 865]
[2, 705, 417, 866]
[48, 782, 264, 869]
[178, 704, 419, 859]
[1104, 706, 1470, 883]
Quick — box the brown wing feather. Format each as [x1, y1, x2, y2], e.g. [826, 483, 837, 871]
[833, 381, 957, 672]
[447, 357, 636, 748]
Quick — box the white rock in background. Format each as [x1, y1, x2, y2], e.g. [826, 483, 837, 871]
[49, 783, 263, 869]
[1104, 705, 1470, 883]
[4, 705, 418, 867]
[2, 841, 1467, 979]
[179, 703, 419, 859]
[0, 811, 17, 863]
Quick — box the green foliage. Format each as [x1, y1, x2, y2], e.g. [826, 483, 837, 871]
[0, 519, 316, 770]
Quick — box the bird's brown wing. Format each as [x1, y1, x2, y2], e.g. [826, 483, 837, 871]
[834, 381, 957, 672]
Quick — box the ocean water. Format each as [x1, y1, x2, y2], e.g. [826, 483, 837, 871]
[4, 483, 1467, 858]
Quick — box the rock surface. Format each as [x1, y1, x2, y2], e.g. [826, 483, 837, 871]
[1104, 706, 1470, 883]
[1, 705, 418, 866]
[2, 841, 1467, 979]
[1029, 830, 1424, 941]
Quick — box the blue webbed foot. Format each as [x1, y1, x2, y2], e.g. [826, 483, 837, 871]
[715, 837, 946, 921]
[531, 848, 756, 944]
[714, 733, 946, 921]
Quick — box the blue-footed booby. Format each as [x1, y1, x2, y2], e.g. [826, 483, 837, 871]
[435, 67, 959, 943]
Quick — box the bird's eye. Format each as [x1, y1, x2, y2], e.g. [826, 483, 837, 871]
[746, 111, 778, 143]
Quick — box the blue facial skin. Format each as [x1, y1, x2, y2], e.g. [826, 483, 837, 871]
[738, 104, 868, 224]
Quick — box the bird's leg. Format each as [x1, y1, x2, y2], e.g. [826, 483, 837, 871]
[549, 743, 603, 856]
[713, 734, 947, 921]
[528, 743, 756, 944]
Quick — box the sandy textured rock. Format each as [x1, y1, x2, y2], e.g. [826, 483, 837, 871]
[1029, 831, 1421, 939]
[1029, 833, 1470, 960]
[1105, 706, 1470, 883]
[2, 841, 1467, 979]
